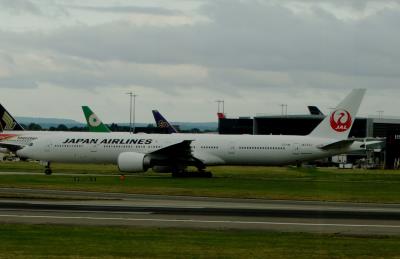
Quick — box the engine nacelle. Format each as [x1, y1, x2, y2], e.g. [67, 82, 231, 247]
[0, 148, 10, 154]
[117, 152, 151, 173]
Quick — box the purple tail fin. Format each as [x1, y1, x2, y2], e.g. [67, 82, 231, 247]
[152, 110, 178, 134]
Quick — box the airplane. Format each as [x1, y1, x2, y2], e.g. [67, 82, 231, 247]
[0, 104, 112, 150]
[83, 106, 179, 133]
[13, 89, 367, 176]
[152, 110, 178, 133]
[0, 105, 25, 132]
[82, 106, 111, 133]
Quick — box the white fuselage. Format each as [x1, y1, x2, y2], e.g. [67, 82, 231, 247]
[15, 132, 363, 166]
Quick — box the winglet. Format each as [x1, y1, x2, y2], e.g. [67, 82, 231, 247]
[82, 106, 111, 133]
[308, 89, 366, 140]
[152, 110, 178, 133]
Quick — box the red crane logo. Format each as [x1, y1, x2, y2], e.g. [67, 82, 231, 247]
[330, 110, 352, 132]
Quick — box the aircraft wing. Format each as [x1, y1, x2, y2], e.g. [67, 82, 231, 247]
[319, 139, 355, 150]
[149, 140, 204, 167]
[150, 140, 193, 158]
[0, 142, 24, 152]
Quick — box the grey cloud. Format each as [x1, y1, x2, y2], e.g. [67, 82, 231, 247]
[37, 1, 400, 76]
[280, 0, 400, 10]
[0, 0, 42, 15]
[0, 0, 400, 94]
[68, 5, 182, 16]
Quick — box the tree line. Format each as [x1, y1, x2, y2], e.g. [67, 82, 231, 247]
[21, 123, 212, 133]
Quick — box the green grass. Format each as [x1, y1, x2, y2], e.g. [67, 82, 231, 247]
[1, 162, 400, 203]
[0, 224, 400, 258]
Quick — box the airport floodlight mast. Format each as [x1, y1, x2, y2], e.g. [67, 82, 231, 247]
[215, 99, 225, 114]
[280, 104, 288, 116]
[126, 92, 138, 134]
[377, 110, 384, 119]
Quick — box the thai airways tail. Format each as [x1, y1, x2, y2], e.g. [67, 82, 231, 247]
[308, 89, 366, 140]
[81, 106, 111, 133]
[0, 104, 24, 131]
[152, 110, 178, 133]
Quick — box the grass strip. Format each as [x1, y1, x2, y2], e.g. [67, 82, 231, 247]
[0, 224, 400, 258]
[0, 162, 400, 203]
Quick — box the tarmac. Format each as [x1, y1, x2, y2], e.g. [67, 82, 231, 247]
[0, 187, 400, 235]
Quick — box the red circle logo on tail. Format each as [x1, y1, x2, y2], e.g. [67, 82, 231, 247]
[330, 110, 352, 132]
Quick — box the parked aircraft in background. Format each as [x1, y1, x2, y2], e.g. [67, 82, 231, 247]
[14, 89, 367, 176]
[82, 106, 111, 133]
[152, 110, 178, 133]
[83, 106, 179, 133]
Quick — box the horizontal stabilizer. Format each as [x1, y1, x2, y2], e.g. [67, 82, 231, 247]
[319, 139, 355, 150]
[360, 140, 383, 149]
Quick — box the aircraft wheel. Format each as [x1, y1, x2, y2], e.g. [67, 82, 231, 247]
[44, 169, 52, 175]
[203, 171, 213, 178]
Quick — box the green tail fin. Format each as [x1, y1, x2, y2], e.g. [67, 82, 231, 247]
[82, 106, 111, 133]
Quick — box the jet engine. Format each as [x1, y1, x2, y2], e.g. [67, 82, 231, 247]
[0, 148, 10, 154]
[117, 152, 151, 173]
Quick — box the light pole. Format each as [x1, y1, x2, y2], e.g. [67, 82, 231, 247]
[126, 92, 138, 134]
[216, 99, 224, 114]
[377, 110, 384, 119]
[280, 104, 288, 116]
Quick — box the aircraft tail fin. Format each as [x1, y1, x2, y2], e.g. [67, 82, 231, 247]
[308, 89, 366, 140]
[0, 104, 24, 131]
[217, 112, 226, 119]
[82, 106, 111, 133]
[152, 110, 178, 133]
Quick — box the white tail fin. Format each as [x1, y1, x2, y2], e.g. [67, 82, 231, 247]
[309, 89, 366, 140]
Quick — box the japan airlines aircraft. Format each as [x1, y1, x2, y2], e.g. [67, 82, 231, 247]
[14, 89, 367, 176]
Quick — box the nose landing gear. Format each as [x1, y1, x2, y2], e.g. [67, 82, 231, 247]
[44, 162, 52, 175]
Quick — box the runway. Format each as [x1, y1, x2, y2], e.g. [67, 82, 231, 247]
[0, 187, 400, 235]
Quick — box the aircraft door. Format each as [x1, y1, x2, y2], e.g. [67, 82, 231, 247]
[227, 141, 236, 155]
[44, 139, 53, 153]
[89, 143, 99, 162]
[292, 143, 300, 155]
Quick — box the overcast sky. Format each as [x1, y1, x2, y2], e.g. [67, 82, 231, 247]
[0, 0, 399, 123]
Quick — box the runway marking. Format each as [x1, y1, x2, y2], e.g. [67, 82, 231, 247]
[0, 214, 400, 228]
[0, 208, 153, 215]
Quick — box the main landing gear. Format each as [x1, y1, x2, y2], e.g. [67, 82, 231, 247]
[44, 162, 52, 175]
[171, 166, 213, 178]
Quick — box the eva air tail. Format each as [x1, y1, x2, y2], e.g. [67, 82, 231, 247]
[308, 89, 366, 140]
[82, 106, 111, 133]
